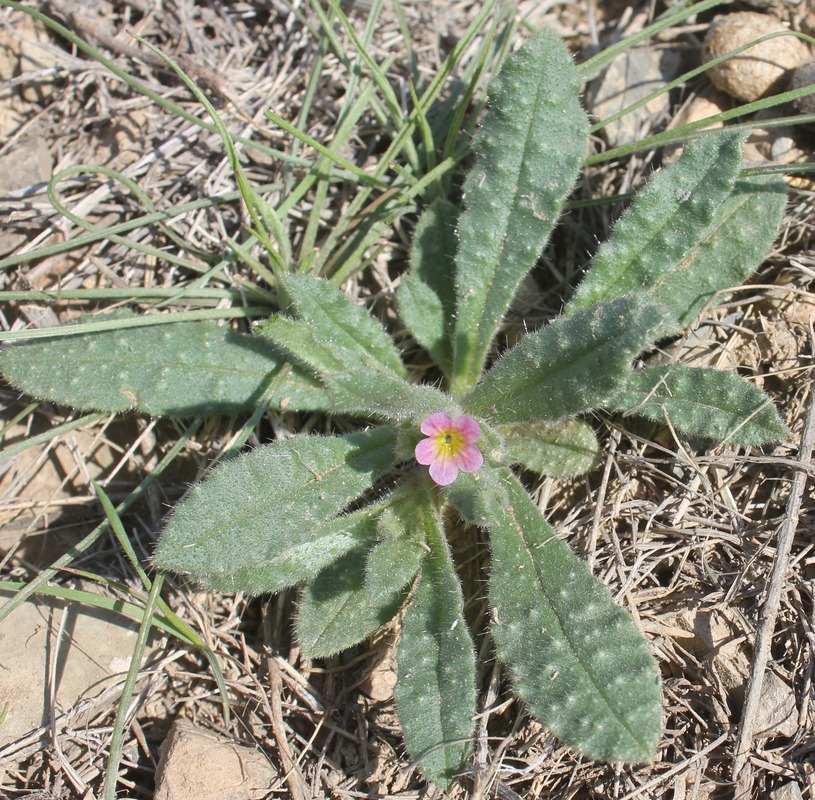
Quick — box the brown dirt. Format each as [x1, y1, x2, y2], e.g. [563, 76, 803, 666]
[1, 0, 815, 798]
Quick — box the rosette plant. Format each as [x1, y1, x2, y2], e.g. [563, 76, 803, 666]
[0, 28, 789, 788]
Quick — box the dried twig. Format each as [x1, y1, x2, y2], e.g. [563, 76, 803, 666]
[732, 327, 815, 796]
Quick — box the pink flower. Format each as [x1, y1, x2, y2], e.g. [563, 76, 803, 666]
[415, 412, 484, 486]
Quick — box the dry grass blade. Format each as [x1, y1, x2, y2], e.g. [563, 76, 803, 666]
[733, 327, 815, 796]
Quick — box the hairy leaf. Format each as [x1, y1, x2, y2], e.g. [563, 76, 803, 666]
[296, 547, 408, 658]
[260, 315, 347, 375]
[324, 367, 456, 423]
[567, 136, 787, 328]
[463, 296, 670, 425]
[656, 175, 788, 327]
[365, 504, 426, 600]
[449, 467, 661, 763]
[154, 427, 397, 594]
[451, 28, 588, 395]
[499, 419, 601, 477]
[394, 504, 476, 786]
[397, 276, 450, 375]
[567, 133, 744, 317]
[278, 273, 406, 376]
[398, 198, 459, 375]
[0, 319, 327, 417]
[609, 363, 790, 445]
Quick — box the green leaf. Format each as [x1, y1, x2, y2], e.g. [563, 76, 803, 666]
[608, 363, 790, 446]
[410, 198, 459, 296]
[0, 319, 328, 416]
[324, 367, 456, 423]
[394, 503, 476, 786]
[260, 315, 347, 375]
[449, 467, 661, 763]
[398, 199, 459, 375]
[279, 273, 406, 377]
[365, 505, 426, 600]
[154, 427, 397, 594]
[397, 276, 450, 375]
[659, 175, 788, 327]
[296, 547, 408, 658]
[462, 296, 671, 425]
[451, 28, 589, 396]
[499, 419, 601, 477]
[565, 136, 787, 327]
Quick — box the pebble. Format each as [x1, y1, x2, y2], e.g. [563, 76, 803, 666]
[702, 11, 811, 101]
[154, 719, 278, 800]
[662, 91, 726, 163]
[771, 782, 805, 800]
[0, 588, 160, 748]
[789, 61, 815, 116]
[587, 47, 681, 147]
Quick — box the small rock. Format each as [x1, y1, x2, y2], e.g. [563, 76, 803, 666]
[742, 0, 803, 14]
[0, 135, 51, 195]
[789, 61, 815, 117]
[675, 607, 798, 739]
[362, 641, 397, 702]
[0, 135, 52, 256]
[743, 124, 806, 164]
[13, 16, 70, 104]
[588, 47, 682, 147]
[703, 12, 811, 102]
[771, 781, 804, 800]
[663, 90, 726, 162]
[689, 607, 744, 656]
[0, 588, 160, 747]
[154, 719, 277, 800]
[755, 670, 798, 738]
[88, 107, 150, 170]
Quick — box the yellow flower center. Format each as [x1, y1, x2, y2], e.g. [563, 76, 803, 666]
[435, 429, 465, 458]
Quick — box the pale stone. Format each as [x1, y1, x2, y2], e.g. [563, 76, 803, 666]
[662, 91, 726, 163]
[771, 781, 804, 800]
[754, 670, 798, 738]
[5, 16, 71, 104]
[0, 136, 51, 194]
[588, 48, 682, 147]
[0, 136, 53, 256]
[703, 12, 811, 102]
[362, 642, 397, 702]
[0, 588, 159, 748]
[154, 719, 277, 800]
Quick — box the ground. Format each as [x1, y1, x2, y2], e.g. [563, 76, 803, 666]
[1, 0, 815, 798]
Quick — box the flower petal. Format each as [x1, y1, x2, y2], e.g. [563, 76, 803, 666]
[456, 443, 484, 473]
[452, 415, 481, 442]
[429, 457, 458, 486]
[414, 437, 438, 465]
[420, 412, 453, 436]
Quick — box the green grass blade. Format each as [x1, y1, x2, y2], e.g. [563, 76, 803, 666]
[0, 418, 202, 624]
[102, 573, 164, 800]
[132, 34, 289, 278]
